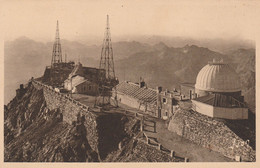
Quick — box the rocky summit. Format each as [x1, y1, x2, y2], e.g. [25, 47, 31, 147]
[4, 82, 181, 162]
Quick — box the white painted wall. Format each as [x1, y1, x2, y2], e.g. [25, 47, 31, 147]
[192, 100, 214, 117]
[117, 93, 140, 109]
[213, 107, 248, 119]
[117, 93, 157, 116]
[192, 100, 248, 119]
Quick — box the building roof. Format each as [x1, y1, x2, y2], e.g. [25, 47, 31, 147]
[180, 83, 195, 88]
[68, 62, 84, 79]
[65, 75, 90, 87]
[195, 62, 241, 93]
[193, 93, 246, 108]
[115, 81, 158, 104]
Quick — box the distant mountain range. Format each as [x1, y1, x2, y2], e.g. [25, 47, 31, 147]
[4, 36, 255, 111]
[78, 35, 254, 54]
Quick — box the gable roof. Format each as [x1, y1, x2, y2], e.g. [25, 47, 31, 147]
[71, 75, 86, 87]
[115, 81, 157, 104]
[65, 75, 90, 87]
[68, 62, 84, 79]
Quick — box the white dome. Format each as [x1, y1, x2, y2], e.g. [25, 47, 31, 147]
[195, 62, 241, 92]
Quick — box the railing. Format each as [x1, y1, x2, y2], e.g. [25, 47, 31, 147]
[126, 110, 187, 162]
[137, 131, 187, 162]
[32, 80, 90, 113]
[118, 107, 187, 161]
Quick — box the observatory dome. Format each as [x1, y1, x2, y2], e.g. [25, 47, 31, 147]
[195, 62, 241, 93]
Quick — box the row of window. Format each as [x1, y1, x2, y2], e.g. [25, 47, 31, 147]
[83, 85, 92, 91]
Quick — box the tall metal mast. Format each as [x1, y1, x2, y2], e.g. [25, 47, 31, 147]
[99, 15, 116, 81]
[51, 20, 62, 67]
[95, 15, 118, 108]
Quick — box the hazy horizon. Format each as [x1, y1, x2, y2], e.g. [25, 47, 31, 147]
[3, 0, 259, 43]
[4, 33, 256, 105]
[4, 35, 256, 57]
[5, 34, 255, 45]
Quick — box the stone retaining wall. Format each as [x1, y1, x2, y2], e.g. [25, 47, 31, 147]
[168, 109, 256, 161]
[32, 81, 99, 153]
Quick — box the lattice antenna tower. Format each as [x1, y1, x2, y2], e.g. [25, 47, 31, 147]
[51, 20, 62, 66]
[99, 15, 116, 81]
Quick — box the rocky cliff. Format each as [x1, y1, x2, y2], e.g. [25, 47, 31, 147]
[4, 81, 180, 162]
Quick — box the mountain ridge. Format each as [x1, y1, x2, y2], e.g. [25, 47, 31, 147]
[4, 37, 255, 110]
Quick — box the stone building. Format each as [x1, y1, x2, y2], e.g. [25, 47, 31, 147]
[65, 62, 106, 84]
[42, 61, 106, 88]
[42, 61, 75, 86]
[82, 66, 106, 84]
[64, 75, 98, 95]
[63, 63, 99, 95]
[112, 81, 177, 119]
[68, 62, 84, 78]
[191, 60, 248, 119]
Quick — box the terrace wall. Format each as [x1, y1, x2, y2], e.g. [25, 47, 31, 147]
[168, 109, 255, 161]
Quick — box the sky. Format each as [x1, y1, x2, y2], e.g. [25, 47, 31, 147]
[2, 0, 260, 43]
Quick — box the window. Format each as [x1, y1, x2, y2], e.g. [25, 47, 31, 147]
[89, 86, 92, 90]
[163, 98, 167, 104]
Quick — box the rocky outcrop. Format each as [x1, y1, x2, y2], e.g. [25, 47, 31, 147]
[5, 82, 45, 142]
[4, 82, 100, 162]
[4, 110, 99, 162]
[6, 81, 175, 162]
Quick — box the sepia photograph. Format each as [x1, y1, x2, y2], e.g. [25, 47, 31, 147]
[1, 0, 259, 167]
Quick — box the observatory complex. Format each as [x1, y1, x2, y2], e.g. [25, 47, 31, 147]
[40, 17, 250, 123]
[192, 60, 248, 119]
[7, 14, 255, 162]
[181, 59, 248, 120]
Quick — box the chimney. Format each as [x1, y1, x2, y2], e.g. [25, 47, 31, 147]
[156, 86, 162, 93]
[139, 81, 145, 88]
[139, 77, 145, 88]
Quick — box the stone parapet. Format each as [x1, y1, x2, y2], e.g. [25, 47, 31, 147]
[168, 109, 255, 161]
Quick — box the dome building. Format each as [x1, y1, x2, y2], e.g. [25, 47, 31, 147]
[191, 60, 248, 120]
[195, 61, 241, 98]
